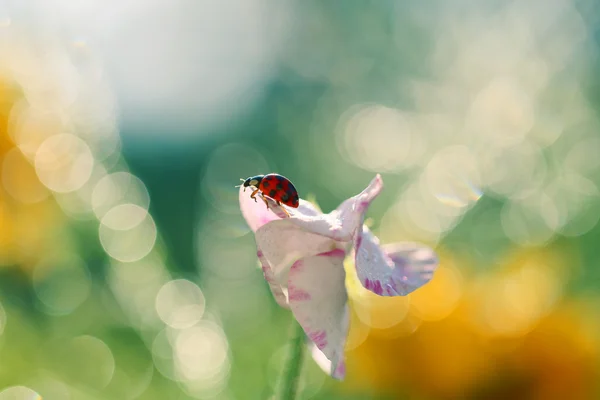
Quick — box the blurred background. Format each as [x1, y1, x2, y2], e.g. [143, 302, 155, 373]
[0, 0, 600, 399]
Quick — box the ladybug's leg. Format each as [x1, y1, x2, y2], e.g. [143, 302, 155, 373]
[250, 188, 260, 203]
[261, 196, 270, 209]
[275, 200, 290, 217]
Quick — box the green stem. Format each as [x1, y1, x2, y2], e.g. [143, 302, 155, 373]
[277, 318, 306, 400]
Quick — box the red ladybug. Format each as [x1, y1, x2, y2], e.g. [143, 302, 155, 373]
[239, 173, 299, 213]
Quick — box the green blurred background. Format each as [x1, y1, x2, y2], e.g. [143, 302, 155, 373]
[1, 0, 600, 399]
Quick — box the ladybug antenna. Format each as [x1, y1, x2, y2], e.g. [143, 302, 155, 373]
[235, 178, 246, 190]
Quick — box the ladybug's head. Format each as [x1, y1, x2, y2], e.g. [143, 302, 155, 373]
[243, 175, 264, 188]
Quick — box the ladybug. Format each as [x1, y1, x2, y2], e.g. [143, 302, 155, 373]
[239, 173, 299, 213]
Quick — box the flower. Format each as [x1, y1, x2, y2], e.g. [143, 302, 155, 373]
[239, 174, 439, 379]
[0, 77, 67, 269]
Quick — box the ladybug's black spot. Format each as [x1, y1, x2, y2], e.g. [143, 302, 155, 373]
[276, 183, 283, 190]
[281, 192, 289, 202]
[262, 181, 269, 188]
[269, 189, 277, 198]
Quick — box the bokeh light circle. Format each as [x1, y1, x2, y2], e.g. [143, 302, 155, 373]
[91, 172, 150, 220]
[501, 195, 557, 246]
[101, 203, 149, 231]
[53, 164, 108, 220]
[564, 135, 600, 174]
[466, 76, 534, 147]
[21, 52, 81, 111]
[478, 140, 546, 200]
[151, 328, 178, 381]
[352, 291, 410, 330]
[469, 262, 561, 337]
[155, 279, 206, 329]
[0, 386, 41, 400]
[25, 376, 71, 400]
[424, 145, 482, 211]
[99, 207, 157, 262]
[65, 335, 116, 388]
[109, 255, 168, 329]
[34, 133, 94, 193]
[410, 263, 463, 321]
[173, 321, 229, 384]
[547, 174, 600, 237]
[8, 102, 63, 160]
[337, 104, 417, 172]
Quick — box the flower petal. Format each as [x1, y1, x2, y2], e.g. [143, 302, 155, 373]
[295, 200, 323, 217]
[255, 219, 340, 285]
[239, 186, 323, 232]
[284, 174, 384, 242]
[257, 248, 289, 308]
[287, 249, 349, 379]
[354, 228, 438, 296]
[309, 341, 347, 380]
[334, 174, 383, 230]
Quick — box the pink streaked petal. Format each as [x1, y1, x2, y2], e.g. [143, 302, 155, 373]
[288, 250, 349, 379]
[354, 228, 438, 296]
[288, 284, 311, 301]
[383, 242, 438, 289]
[257, 249, 289, 308]
[336, 174, 384, 217]
[287, 175, 384, 242]
[310, 341, 345, 379]
[255, 219, 342, 282]
[333, 358, 346, 379]
[332, 174, 383, 234]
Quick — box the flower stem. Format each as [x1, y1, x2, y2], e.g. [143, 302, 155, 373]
[277, 318, 306, 400]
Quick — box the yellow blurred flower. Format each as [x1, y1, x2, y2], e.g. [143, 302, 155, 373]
[343, 247, 600, 400]
[0, 77, 68, 269]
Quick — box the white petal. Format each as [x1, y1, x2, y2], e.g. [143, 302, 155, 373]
[309, 342, 332, 376]
[287, 249, 349, 379]
[239, 186, 323, 232]
[354, 228, 438, 296]
[255, 219, 340, 284]
[334, 174, 384, 229]
[257, 248, 289, 308]
[285, 174, 384, 242]
[295, 199, 322, 217]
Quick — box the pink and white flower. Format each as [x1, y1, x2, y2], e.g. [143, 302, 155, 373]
[240, 174, 438, 380]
